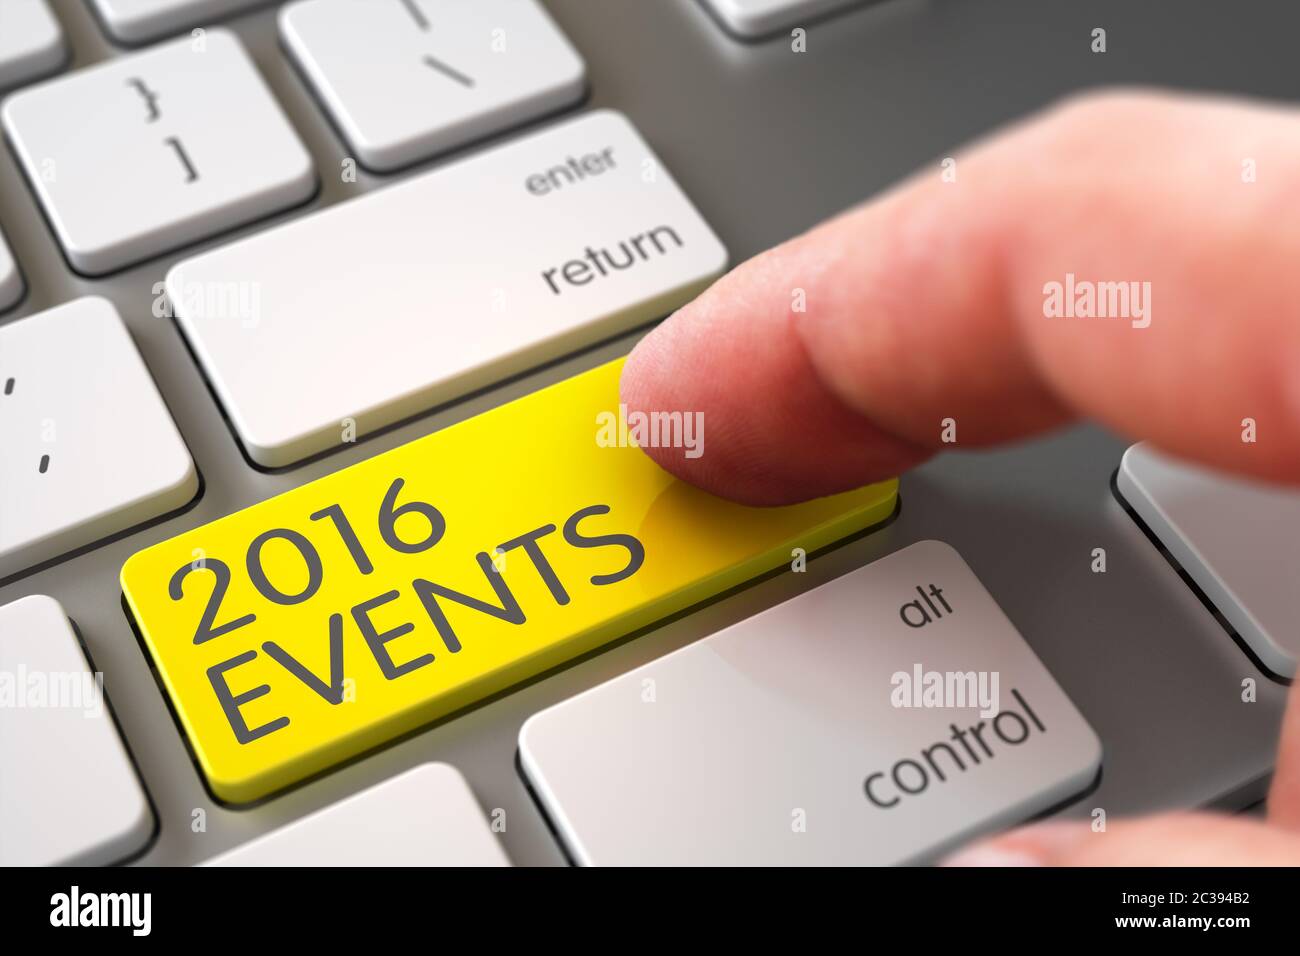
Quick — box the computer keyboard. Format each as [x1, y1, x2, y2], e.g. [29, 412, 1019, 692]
[0, 0, 66, 90]
[3, 29, 315, 274]
[167, 110, 727, 466]
[0, 594, 153, 866]
[699, 0, 867, 39]
[121, 356, 896, 803]
[1117, 443, 1300, 680]
[201, 762, 510, 865]
[280, 0, 587, 171]
[520, 541, 1103, 866]
[0, 0, 1296, 868]
[87, 0, 269, 44]
[0, 297, 196, 579]
[0, 226, 21, 309]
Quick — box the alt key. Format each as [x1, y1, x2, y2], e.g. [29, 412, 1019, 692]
[519, 540, 1102, 866]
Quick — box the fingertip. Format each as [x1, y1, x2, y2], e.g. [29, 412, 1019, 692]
[621, 306, 929, 505]
[620, 311, 677, 410]
[937, 845, 1044, 867]
[939, 821, 1090, 867]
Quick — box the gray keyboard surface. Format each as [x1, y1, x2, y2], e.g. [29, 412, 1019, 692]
[0, 0, 1291, 865]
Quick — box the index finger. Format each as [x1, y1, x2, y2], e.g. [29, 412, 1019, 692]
[620, 89, 1300, 505]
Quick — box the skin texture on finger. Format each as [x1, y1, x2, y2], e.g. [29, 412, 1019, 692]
[622, 89, 1300, 505]
[1266, 681, 1300, 830]
[942, 813, 1300, 866]
[622, 262, 933, 504]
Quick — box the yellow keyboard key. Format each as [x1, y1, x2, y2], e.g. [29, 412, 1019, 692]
[122, 358, 897, 803]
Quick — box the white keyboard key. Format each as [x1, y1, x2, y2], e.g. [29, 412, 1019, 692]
[89, 0, 269, 44]
[0, 0, 66, 90]
[700, 0, 867, 38]
[1, 30, 315, 275]
[0, 297, 198, 580]
[0, 595, 154, 866]
[281, 0, 586, 172]
[169, 109, 726, 467]
[0, 227, 22, 312]
[520, 541, 1102, 866]
[1118, 442, 1300, 678]
[203, 763, 510, 865]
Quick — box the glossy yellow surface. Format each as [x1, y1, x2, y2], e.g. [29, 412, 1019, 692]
[122, 358, 897, 803]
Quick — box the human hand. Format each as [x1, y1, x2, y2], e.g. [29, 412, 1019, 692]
[620, 89, 1300, 864]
